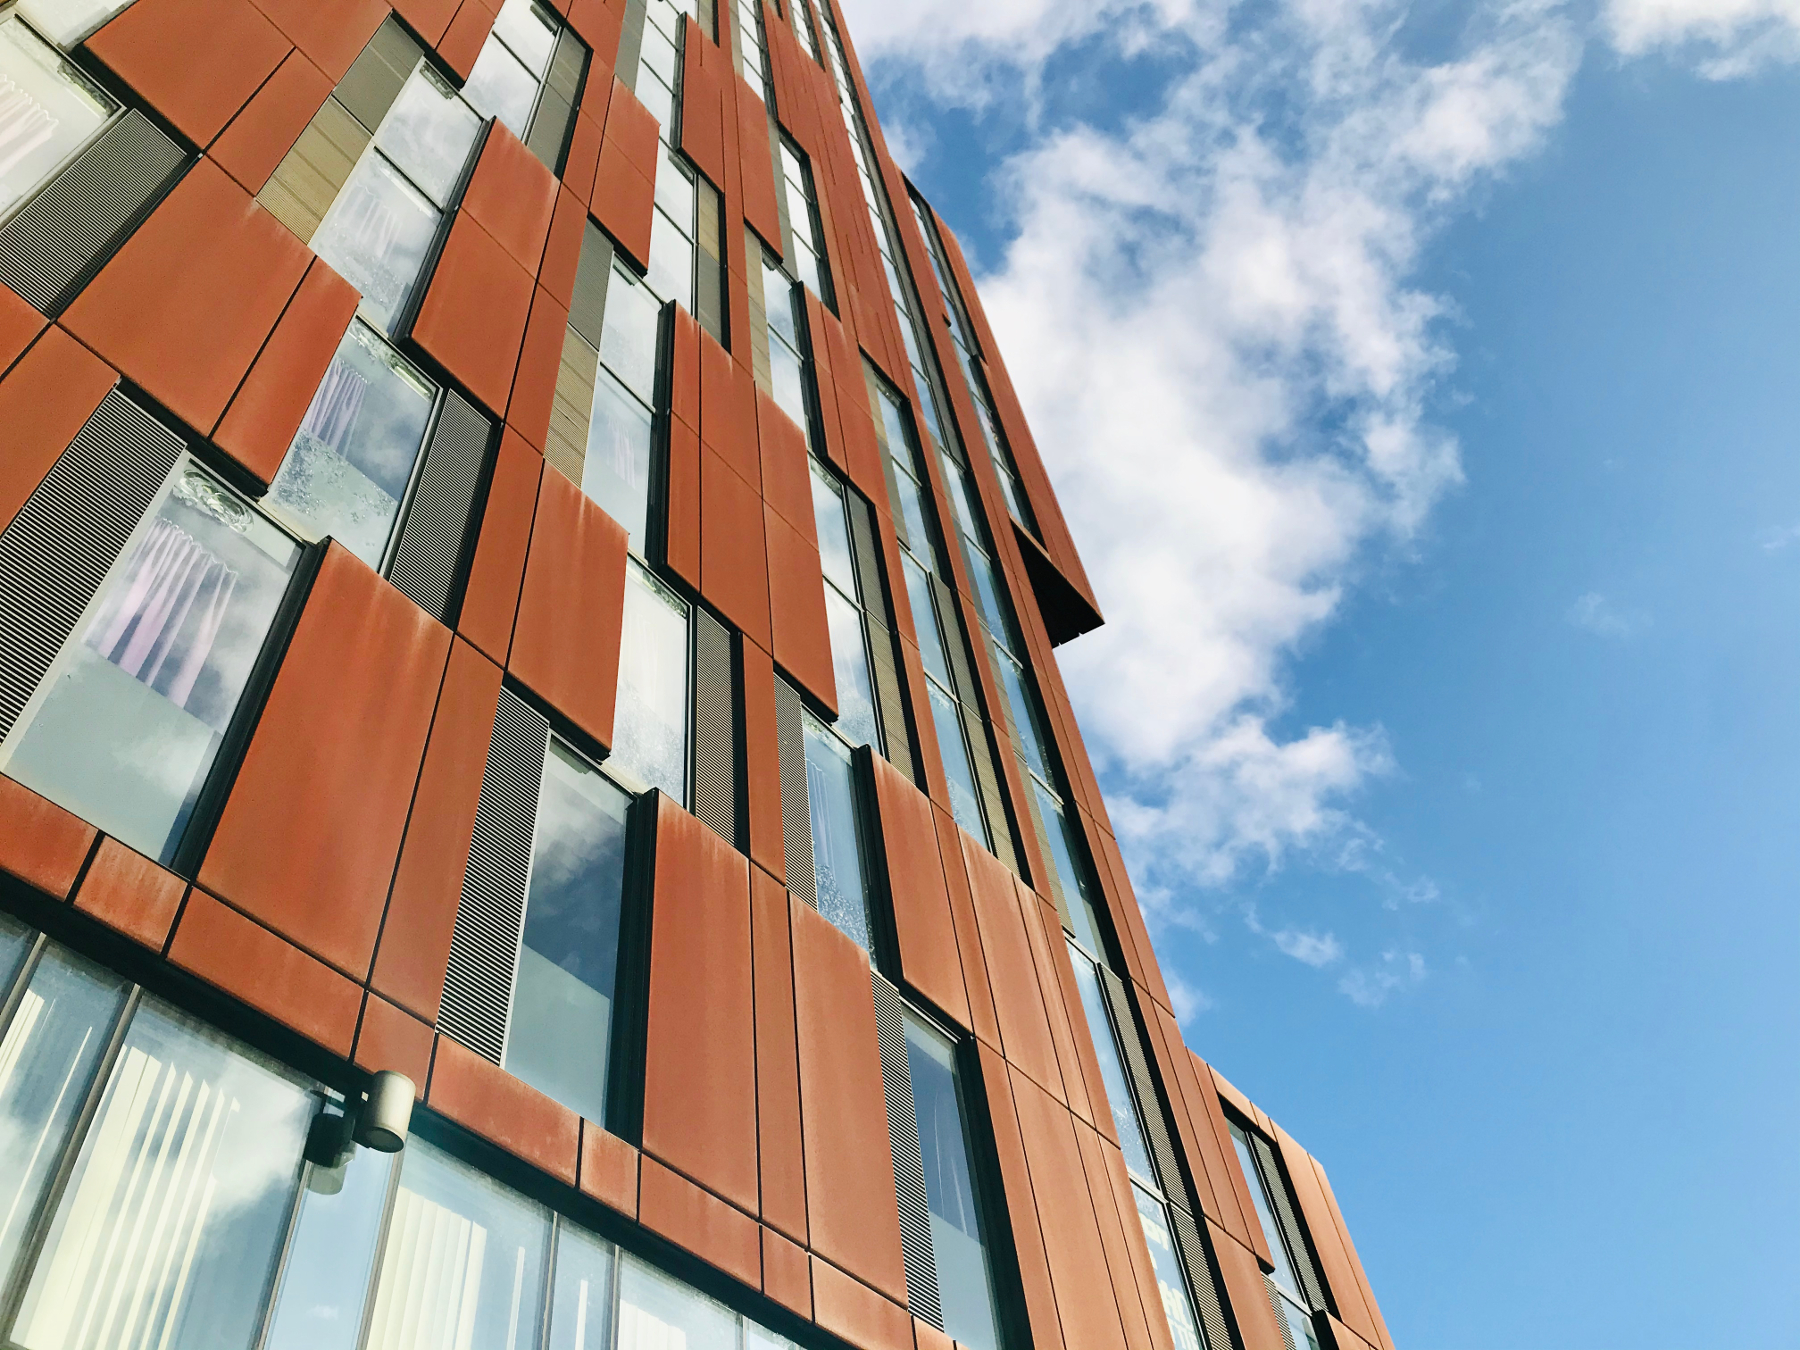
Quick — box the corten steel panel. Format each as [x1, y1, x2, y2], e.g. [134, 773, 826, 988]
[757, 389, 814, 541]
[459, 428, 543, 667]
[1093, 821, 1173, 1012]
[214, 258, 359, 485]
[806, 300, 846, 476]
[393, 0, 460, 45]
[507, 287, 571, 452]
[837, 366, 888, 509]
[764, 507, 836, 716]
[868, 756, 971, 1032]
[63, 161, 311, 437]
[511, 466, 629, 749]
[974, 1041, 1065, 1350]
[642, 796, 759, 1214]
[371, 638, 503, 1021]
[666, 416, 702, 589]
[1032, 891, 1115, 1142]
[1097, 1128, 1178, 1350]
[1021, 885, 1095, 1128]
[428, 1034, 581, 1184]
[581, 1122, 642, 1218]
[438, 0, 499, 81]
[0, 327, 115, 535]
[750, 867, 806, 1240]
[1324, 1314, 1379, 1350]
[540, 188, 591, 312]
[789, 896, 909, 1305]
[354, 993, 435, 1093]
[677, 19, 726, 189]
[762, 1228, 812, 1318]
[248, 0, 389, 83]
[0, 774, 96, 900]
[700, 331, 759, 483]
[914, 1319, 954, 1350]
[741, 645, 786, 883]
[1073, 1120, 1157, 1350]
[1276, 1124, 1378, 1345]
[411, 213, 535, 417]
[87, 0, 289, 146]
[566, 0, 625, 68]
[961, 833, 1064, 1103]
[701, 451, 772, 652]
[640, 1158, 763, 1289]
[563, 109, 606, 207]
[1183, 1050, 1258, 1247]
[672, 307, 701, 434]
[1078, 807, 1147, 984]
[735, 77, 782, 253]
[933, 807, 1000, 1048]
[1308, 1155, 1395, 1350]
[592, 79, 658, 270]
[808, 1256, 913, 1350]
[201, 544, 451, 979]
[0, 283, 43, 377]
[210, 49, 333, 197]
[72, 838, 186, 952]
[1209, 1222, 1288, 1350]
[463, 124, 560, 274]
[1204, 1062, 1274, 1267]
[170, 891, 363, 1057]
[1149, 1039, 1225, 1227]
[1009, 1066, 1129, 1350]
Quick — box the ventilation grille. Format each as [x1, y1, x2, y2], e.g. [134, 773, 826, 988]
[0, 390, 178, 741]
[388, 389, 491, 621]
[437, 689, 549, 1065]
[691, 607, 737, 847]
[525, 28, 586, 172]
[774, 675, 815, 907]
[1168, 1203, 1231, 1350]
[1099, 966, 1192, 1216]
[336, 17, 422, 134]
[1250, 1132, 1329, 1314]
[569, 223, 614, 348]
[0, 112, 185, 315]
[873, 973, 944, 1330]
[844, 492, 916, 785]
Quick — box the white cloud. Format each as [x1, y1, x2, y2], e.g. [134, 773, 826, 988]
[1339, 950, 1428, 1006]
[1605, 0, 1800, 76]
[1567, 590, 1649, 638]
[1165, 973, 1216, 1025]
[1272, 929, 1345, 967]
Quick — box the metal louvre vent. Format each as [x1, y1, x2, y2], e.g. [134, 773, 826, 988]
[388, 389, 491, 621]
[0, 111, 185, 316]
[525, 29, 587, 172]
[873, 973, 944, 1330]
[437, 689, 550, 1065]
[844, 493, 916, 784]
[1098, 967, 1192, 1216]
[1168, 1203, 1232, 1350]
[569, 223, 615, 348]
[336, 17, 422, 133]
[774, 676, 816, 907]
[691, 607, 737, 847]
[0, 390, 178, 741]
[1250, 1133, 1329, 1313]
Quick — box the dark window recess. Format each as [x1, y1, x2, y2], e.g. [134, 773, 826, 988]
[690, 606, 738, 848]
[843, 489, 918, 786]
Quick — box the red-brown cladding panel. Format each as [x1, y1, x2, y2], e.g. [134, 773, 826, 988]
[63, 161, 310, 436]
[1209, 1223, 1288, 1350]
[591, 80, 657, 270]
[354, 994, 435, 1092]
[642, 797, 759, 1214]
[248, 0, 388, 81]
[87, 0, 289, 145]
[1098, 1131, 1177, 1350]
[789, 897, 909, 1305]
[72, 838, 186, 952]
[437, 0, 498, 81]
[869, 757, 970, 1032]
[1022, 886, 1094, 1127]
[214, 258, 359, 485]
[639, 1158, 762, 1290]
[410, 214, 534, 417]
[566, 0, 625, 69]
[462, 124, 560, 274]
[974, 1041, 1065, 1350]
[808, 1257, 913, 1350]
[961, 834, 1064, 1101]
[757, 389, 813, 540]
[666, 415, 702, 590]
[209, 48, 333, 196]
[1206, 1063, 1274, 1266]
[0, 327, 116, 535]
[1308, 1154, 1396, 1350]
[581, 1122, 642, 1219]
[371, 638, 503, 1020]
[1275, 1125, 1382, 1349]
[762, 1228, 812, 1319]
[671, 307, 701, 434]
[508, 287, 571, 453]
[735, 77, 783, 252]
[677, 18, 725, 189]
[750, 867, 806, 1240]
[764, 506, 836, 716]
[458, 429, 542, 667]
[1009, 1066, 1128, 1350]
[934, 807, 1000, 1048]
[510, 466, 629, 750]
[428, 1034, 580, 1184]
[1072, 1119, 1156, 1350]
[540, 188, 591, 312]
[700, 452, 772, 651]
[0, 774, 97, 901]
[700, 333, 759, 483]
[200, 545, 450, 978]
[0, 283, 43, 377]
[392, 0, 460, 45]
[563, 108, 605, 207]
[741, 644, 785, 883]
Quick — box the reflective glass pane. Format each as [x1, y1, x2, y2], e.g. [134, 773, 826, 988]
[1069, 951, 1155, 1183]
[646, 208, 693, 309]
[768, 331, 808, 433]
[507, 741, 631, 1123]
[14, 1000, 312, 1350]
[927, 682, 986, 845]
[464, 36, 538, 137]
[993, 642, 1048, 783]
[372, 65, 481, 205]
[654, 145, 694, 228]
[0, 18, 117, 221]
[548, 1223, 614, 1350]
[582, 366, 654, 553]
[825, 589, 878, 751]
[1280, 1294, 1321, 1350]
[1132, 1185, 1205, 1350]
[762, 259, 797, 347]
[366, 1140, 549, 1350]
[492, 0, 558, 73]
[598, 264, 660, 404]
[961, 539, 1008, 642]
[311, 151, 442, 331]
[1231, 1126, 1303, 1299]
[610, 563, 689, 801]
[264, 1140, 397, 1350]
[903, 1015, 1001, 1350]
[637, 21, 678, 93]
[16, 0, 133, 46]
[810, 469, 856, 597]
[0, 945, 127, 1290]
[1040, 786, 1105, 954]
[0, 910, 33, 990]
[265, 320, 437, 566]
[902, 557, 951, 687]
[618, 1254, 736, 1350]
[801, 711, 870, 949]
[791, 238, 820, 299]
[3, 462, 300, 864]
[633, 65, 673, 130]
[891, 467, 934, 573]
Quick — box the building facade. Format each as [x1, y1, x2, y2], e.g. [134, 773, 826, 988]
[0, 3, 1396, 1350]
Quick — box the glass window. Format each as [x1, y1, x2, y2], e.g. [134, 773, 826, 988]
[365, 1140, 550, 1350]
[599, 263, 661, 404]
[762, 258, 798, 348]
[618, 1254, 737, 1350]
[0, 17, 119, 223]
[1230, 1125, 1304, 1300]
[264, 320, 438, 566]
[993, 644, 1049, 783]
[636, 20, 679, 92]
[825, 588, 878, 751]
[492, 0, 558, 73]
[371, 64, 482, 206]
[12, 1000, 313, 1350]
[767, 330, 808, 433]
[465, 36, 539, 136]
[903, 556, 951, 687]
[927, 682, 986, 845]
[583, 365, 654, 552]
[16, 0, 132, 46]
[610, 562, 689, 800]
[507, 740, 632, 1123]
[811, 471, 857, 598]
[1, 460, 302, 865]
[264, 1133, 398, 1350]
[1038, 784, 1105, 951]
[1132, 1184, 1206, 1350]
[548, 1222, 614, 1350]
[646, 207, 694, 310]
[654, 144, 695, 227]
[310, 151, 442, 332]
[902, 1014, 1002, 1350]
[801, 709, 871, 950]
[1069, 951, 1155, 1184]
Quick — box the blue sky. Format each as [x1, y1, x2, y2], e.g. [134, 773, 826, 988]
[840, 1, 1800, 1344]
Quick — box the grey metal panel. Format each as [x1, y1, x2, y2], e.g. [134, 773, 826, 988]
[873, 973, 944, 1330]
[569, 222, 615, 349]
[1099, 966, 1192, 1217]
[0, 112, 185, 316]
[0, 390, 177, 742]
[387, 389, 491, 621]
[774, 674, 815, 908]
[1250, 1132, 1329, 1314]
[336, 17, 422, 133]
[1168, 1203, 1231, 1350]
[524, 89, 573, 171]
[437, 689, 549, 1065]
[544, 27, 588, 104]
[691, 607, 737, 847]
[615, 0, 648, 88]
